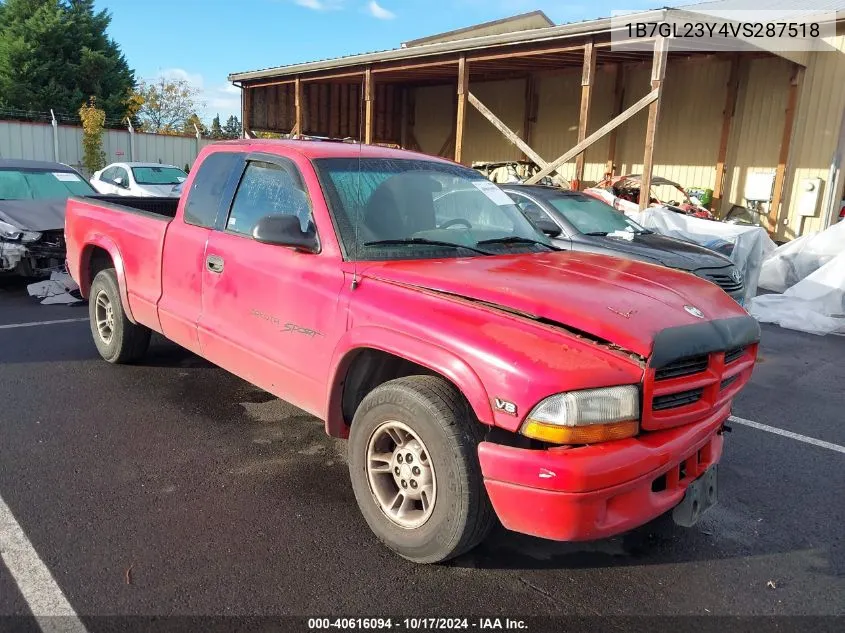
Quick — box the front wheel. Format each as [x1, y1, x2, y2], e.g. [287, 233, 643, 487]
[89, 268, 151, 364]
[347, 376, 494, 564]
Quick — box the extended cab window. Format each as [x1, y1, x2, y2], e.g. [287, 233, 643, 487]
[226, 160, 312, 237]
[183, 151, 242, 228]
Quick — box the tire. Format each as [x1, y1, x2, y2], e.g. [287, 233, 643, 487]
[89, 268, 151, 364]
[348, 375, 494, 564]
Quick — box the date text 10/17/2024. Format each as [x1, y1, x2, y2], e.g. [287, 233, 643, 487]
[307, 618, 528, 630]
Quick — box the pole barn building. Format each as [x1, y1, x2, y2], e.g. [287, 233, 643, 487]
[229, 2, 845, 241]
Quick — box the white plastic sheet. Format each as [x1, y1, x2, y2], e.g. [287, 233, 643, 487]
[620, 207, 776, 303]
[26, 271, 82, 305]
[749, 222, 845, 336]
[757, 220, 845, 292]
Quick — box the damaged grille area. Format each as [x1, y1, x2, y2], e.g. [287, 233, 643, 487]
[652, 388, 704, 411]
[698, 268, 744, 294]
[654, 354, 709, 381]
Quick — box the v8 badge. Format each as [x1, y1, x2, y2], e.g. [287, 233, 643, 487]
[493, 398, 518, 416]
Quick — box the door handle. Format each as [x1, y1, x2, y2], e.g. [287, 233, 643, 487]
[206, 254, 224, 274]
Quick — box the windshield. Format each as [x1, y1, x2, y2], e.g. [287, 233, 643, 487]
[131, 166, 187, 185]
[0, 168, 96, 200]
[314, 158, 552, 261]
[543, 193, 647, 235]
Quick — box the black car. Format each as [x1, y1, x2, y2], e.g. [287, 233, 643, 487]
[502, 184, 745, 304]
[0, 159, 96, 277]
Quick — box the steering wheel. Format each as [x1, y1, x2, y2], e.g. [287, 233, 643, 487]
[440, 218, 473, 230]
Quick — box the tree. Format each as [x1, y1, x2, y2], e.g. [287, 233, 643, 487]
[79, 96, 105, 174]
[223, 115, 242, 139]
[181, 113, 207, 137]
[209, 114, 223, 139]
[0, 0, 135, 121]
[130, 77, 204, 134]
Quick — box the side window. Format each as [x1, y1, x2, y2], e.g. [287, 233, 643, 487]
[509, 192, 548, 224]
[183, 151, 242, 228]
[226, 160, 311, 237]
[101, 167, 116, 182]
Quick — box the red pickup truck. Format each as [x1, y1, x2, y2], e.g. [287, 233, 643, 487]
[66, 140, 759, 563]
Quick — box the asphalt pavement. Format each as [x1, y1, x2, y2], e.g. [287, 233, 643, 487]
[1, 276, 843, 632]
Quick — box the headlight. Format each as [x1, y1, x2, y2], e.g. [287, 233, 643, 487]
[0, 220, 23, 241]
[520, 385, 640, 445]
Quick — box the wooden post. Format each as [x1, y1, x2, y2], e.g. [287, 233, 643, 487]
[712, 55, 741, 211]
[400, 87, 409, 148]
[455, 55, 469, 163]
[574, 41, 597, 189]
[364, 66, 374, 144]
[242, 86, 252, 139]
[606, 64, 625, 178]
[292, 77, 303, 137]
[640, 37, 668, 210]
[522, 74, 536, 162]
[769, 64, 803, 235]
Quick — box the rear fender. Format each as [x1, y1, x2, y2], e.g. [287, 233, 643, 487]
[325, 326, 494, 438]
[78, 236, 136, 323]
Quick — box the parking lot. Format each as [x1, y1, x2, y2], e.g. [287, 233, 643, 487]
[1, 276, 843, 629]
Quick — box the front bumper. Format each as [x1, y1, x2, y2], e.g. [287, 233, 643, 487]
[477, 401, 729, 542]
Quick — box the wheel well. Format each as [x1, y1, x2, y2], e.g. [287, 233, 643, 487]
[85, 246, 113, 294]
[338, 349, 439, 432]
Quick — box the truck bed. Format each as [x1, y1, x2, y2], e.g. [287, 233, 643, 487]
[85, 195, 180, 219]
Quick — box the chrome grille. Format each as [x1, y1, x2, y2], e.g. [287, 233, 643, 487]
[698, 267, 744, 293]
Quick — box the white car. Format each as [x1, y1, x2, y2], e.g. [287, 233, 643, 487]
[90, 162, 187, 197]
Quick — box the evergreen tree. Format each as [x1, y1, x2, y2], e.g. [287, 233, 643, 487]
[223, 115, 242, 139]
[209, 113, 223, 139]
[0, 0, 135, 121]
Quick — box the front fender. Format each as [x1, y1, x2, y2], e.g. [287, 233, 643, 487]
[77, 235, 136, 324]
[324, 325, 494, 438]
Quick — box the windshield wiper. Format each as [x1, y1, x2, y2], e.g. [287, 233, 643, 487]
[476, 236, 558, 250]
[363, 238, 492, 256]
[583, 231, 609, 236]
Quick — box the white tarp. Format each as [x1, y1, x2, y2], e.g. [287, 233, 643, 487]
[757, 220, 845, 292]
[749, 222, 845, 336]
[26, 271, 82, 305]
[619, 206, 776, 303]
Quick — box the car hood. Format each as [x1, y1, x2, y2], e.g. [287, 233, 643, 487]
[0, 199, 66, 232]
[362, 252, 746, 359]
[570, 232, 732, 271]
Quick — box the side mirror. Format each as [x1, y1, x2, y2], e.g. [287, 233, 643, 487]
[114, 176, 126, 187]
[534, 218, 562, 238]
[252, 214, 318, 252]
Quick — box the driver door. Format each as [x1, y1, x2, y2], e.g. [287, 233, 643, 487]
[198, 155, 345, 416]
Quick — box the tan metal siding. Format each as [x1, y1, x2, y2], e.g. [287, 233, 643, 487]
[413, 84, 455, 156]
[720, 57, 791, 234]
[615, 58, 730, 195]
[463, 79, 527, 164]
[781, 36, 845, 237]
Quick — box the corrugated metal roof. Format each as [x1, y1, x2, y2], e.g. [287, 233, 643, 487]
[228, 16, 617, 82]
[679, 0, 844, 11]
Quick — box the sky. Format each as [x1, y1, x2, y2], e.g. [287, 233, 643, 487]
[97, 0, 662, 124]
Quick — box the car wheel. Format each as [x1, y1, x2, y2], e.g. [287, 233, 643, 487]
[348, 375, 494, 564]
[89, 268, 151, 364]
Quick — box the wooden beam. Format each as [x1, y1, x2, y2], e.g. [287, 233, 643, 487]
[574, 40, 597, 189]
[639, 37, 668, 211]
[242, 87, 253, 139]
[712, 55, 741, 210]
[400, 87, 409, 148]
[524, 88, 659, 185]
[455, 55, 469, 163]
[467, 91, 563, 186]
[769, 64, 803, 235]
[521, 74, 536, 162]
[364, 66, 374, 144]
[606, 63, 626, 178]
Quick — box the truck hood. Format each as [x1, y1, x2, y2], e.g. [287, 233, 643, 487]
[363, 252, 747, 359]
[569, 232, 732, 272]
[0, 199, 65, 232]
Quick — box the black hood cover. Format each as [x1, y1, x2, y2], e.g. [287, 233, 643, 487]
[570, 232, 732, 271]
[0, 199, 66, 232]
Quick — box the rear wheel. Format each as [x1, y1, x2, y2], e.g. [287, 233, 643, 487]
[89, 268, 151, 363]
[348, 376, 494, 563]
